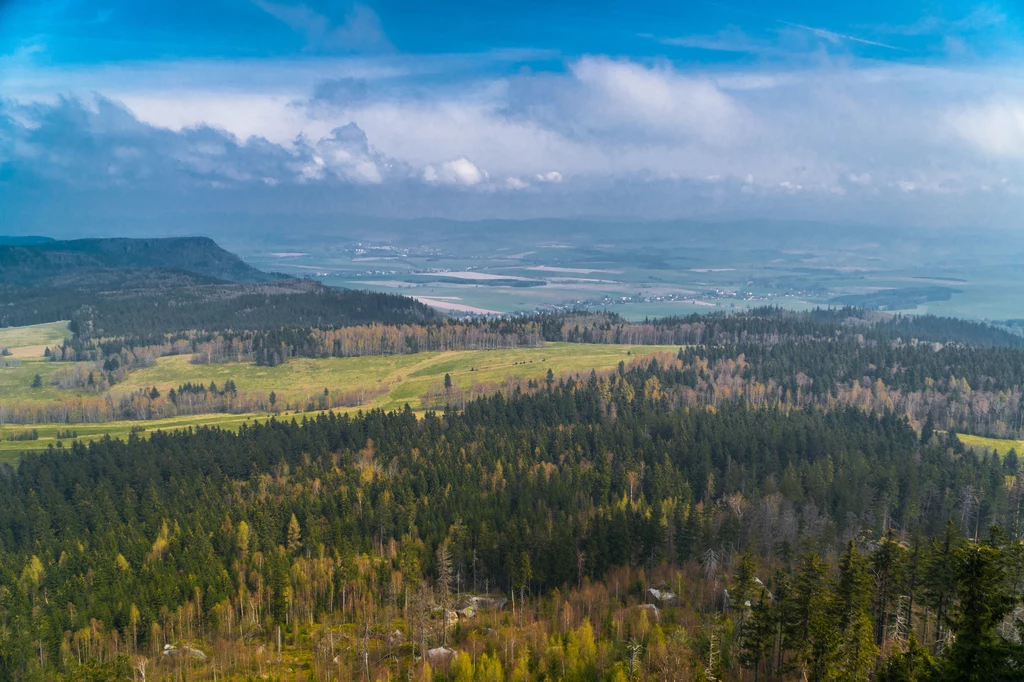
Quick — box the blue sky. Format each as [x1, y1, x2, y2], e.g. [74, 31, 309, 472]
[3, 1, 1016, 63]
[2, 1, 1024, 231]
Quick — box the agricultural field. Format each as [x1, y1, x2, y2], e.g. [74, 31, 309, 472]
[236, 219, 1024, 322]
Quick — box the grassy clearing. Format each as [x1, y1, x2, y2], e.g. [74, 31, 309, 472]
[0, 413, 273, 466]
[0, 321, 81, 404]
[0, 321, 71, 359]
[956, 433, 1024, 459]
[0, 343, 678, 465]
[113, 342, 676, 412]
[0, 358, 97, 404]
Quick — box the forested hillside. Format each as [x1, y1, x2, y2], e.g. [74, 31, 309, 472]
[0, 237, 438, 334]
[52, 306, 1024, 368]
[1, 359, 1021, 681]
[0, 237, 271, 287]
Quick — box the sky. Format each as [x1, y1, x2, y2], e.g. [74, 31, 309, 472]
[1, 1, 1024, 233]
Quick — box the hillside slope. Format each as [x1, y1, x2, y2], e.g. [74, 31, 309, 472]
[0, 236, 272, 286]
[0, 237, 438, 331]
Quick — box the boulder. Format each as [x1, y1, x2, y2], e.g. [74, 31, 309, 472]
[454, 595, 508, 612]
[646, 587, 678, 604]
[426, 647, 456, 667]
[162, 643, 207, 661]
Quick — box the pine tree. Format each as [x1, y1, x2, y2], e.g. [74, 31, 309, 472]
[271, 558, 290, 624]
[877, 637, 935, 682]
[731, 552, 758, 614]
[738, 588, 775, 682]
[676, 505, 703, 562]
[922, 521, 962, 651]
[785, 552, 833, 680]
[833, 540, 878, 681]
[938, 533, 1024, 681]
[921, 414, 935, 444]
[872, 529, 909, 646]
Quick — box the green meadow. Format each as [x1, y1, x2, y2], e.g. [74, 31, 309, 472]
[956, 433, 1024, 459]
[0, 341, 678, 465]
[112, 342, 675, 412]
[0, 320, 71, 356]
[0, 321, 84, 404]
[0, 413, 268, 465]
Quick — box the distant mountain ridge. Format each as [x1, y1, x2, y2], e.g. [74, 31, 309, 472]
[0, 236, 272, 287]
[0, 236, 57, 246]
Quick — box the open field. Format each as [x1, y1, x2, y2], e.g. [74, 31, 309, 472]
[956, 433, 1024, 459]
[0, 342, 678, 464]
[0, 321, 83, 403]
[2, 337, 677, 410]
[115, 342, 676, 412]
[0, 412, 270, 465]
[0, 356, 95, 404]
[0, 320, 71, 358]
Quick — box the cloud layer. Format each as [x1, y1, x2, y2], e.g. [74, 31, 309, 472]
[3, 50, 1024, 226]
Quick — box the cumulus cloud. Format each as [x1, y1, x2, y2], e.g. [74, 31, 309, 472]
[423, 157, 486, 186]
[307, 122, 392, 183]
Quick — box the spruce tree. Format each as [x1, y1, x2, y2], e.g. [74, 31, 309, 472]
[938, 532, 1024, 681]
[834, 541, 878, 681]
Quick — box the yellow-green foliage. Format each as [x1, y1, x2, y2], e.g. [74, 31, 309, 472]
[956, 433, 1024, 460]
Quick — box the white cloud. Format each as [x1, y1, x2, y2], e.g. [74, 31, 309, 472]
[947, 99, 1024, 158]
[569, 57, 742, 143]
[116, 92, 311, 145]
[5, 51, 1024, 224]
[311, 122, 389, 183]
[423, 157, 486, 186]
